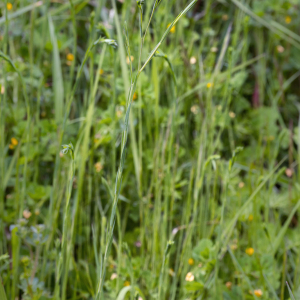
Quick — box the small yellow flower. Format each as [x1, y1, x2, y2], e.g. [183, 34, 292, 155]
[229, 111, 236, 118]
[190, 56, 197, 64]
[188, 258, 194, 266]
[95, 162, 103, 173]
[190, 105, 199, 114]
[276, 45, 285, 53]
[10, 138, 19, 146]
[6, 2, 13, 11]
[230, 244, 238, 250]
[132, 92, 137, 101]
[285, 168, 293, 178]
[206, 82, 213, 88]
[285, 16, 292, 24]
[222, 14, 228, 21]
[245, 247, 254, 256]
[23, 210, 32, 219]
[126, 56, 134, 64]
[116, 106, 124, 118]
[248, 214, 254, 221]
[185, 272, 194, 282]
[11, 137, 18, 146]
[99, 69, 104, 75]
[124, 280, 130, 286]
[225, 281, 232, 290]
[254, 289, 263, 297]
[66, 53, 74, 62]
[167, 23, 176, 33]
[9, 144, 14, 150]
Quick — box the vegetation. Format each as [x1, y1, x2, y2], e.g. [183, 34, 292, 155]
[1, 0, 300, 299]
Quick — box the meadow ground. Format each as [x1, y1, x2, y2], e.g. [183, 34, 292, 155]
[1, 0, 300, 299]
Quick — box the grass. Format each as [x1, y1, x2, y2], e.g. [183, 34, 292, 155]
[1, 0, 300, 299]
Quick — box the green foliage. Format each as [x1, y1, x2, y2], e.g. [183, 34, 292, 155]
[1, 0, 300, 299]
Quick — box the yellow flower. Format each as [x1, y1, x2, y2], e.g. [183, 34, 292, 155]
[285, 168, 293, 178]
[99, 69, 104, 75]
[95, 162, 103, 173]
[191, 105, 199, 115]
[116, 106, 124, 118]
[248, 214, 254, 221]
[190, 56, 197, 64]
[11, 137, 18, 146]
[167, 23, 176, 33]
[285, 16, 292, 24]
[132, 92, 137, 101]
[276, 45, 284, 53]
[66, 53, 74, 62]
[222, 14, 228, 21]
[185, 272, 194, 282]
[188, 258, 194, 266]
[6, 3, 13, 11]
[9, 144, 14, 150]
[23, 210, 32, 219]
[225, 282, 232, 290]
[230, 244, 238, 250]
[124, 281, 130, 286]
[245, 247, 254, 256]
[229, 111, 236, 118]
[254, 289, 263, 297]
[206, 82, 213, 88]
[126, 56, 134, 64]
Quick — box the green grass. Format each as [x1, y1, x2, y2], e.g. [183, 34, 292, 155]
[1, 0, 300, 299]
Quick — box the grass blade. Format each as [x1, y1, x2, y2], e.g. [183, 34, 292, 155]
[48, 15, 64, 124]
